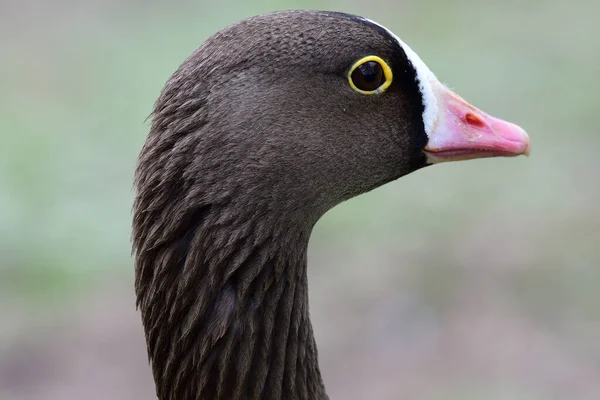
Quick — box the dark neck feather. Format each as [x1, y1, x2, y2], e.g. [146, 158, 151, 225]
[133, 193, 328, 400]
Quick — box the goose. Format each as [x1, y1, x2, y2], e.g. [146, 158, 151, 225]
[132, 10, 530, 400]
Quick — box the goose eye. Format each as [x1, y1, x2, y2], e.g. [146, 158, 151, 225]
[348, 56, 393, 94]
[351, 62, 383, 91]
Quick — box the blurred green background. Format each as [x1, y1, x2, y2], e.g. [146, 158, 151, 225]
[1, 0, 599, 399]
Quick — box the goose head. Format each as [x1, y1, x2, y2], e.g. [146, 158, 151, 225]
[132, 10, 530, 400]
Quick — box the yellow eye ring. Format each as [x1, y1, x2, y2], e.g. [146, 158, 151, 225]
[348, 56, 393, 95]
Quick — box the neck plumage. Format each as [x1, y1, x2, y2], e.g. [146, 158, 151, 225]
[133, 200, 328, 400]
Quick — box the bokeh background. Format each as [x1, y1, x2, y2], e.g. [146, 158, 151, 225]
[1, 0, 599, 399]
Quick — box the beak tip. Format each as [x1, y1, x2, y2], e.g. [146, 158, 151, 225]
[518, 128, 531, 157]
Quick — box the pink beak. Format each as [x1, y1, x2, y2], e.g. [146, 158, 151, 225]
[424, 84, 531, 163]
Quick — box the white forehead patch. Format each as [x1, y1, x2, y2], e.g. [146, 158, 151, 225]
[362, 18, 440, 137]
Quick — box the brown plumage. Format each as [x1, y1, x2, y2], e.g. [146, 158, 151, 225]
[132, 10, 529, 400]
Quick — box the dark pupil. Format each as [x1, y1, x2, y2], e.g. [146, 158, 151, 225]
[352, 61, 384, 91]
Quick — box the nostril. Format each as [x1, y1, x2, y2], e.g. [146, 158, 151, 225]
[465, 112, 486, 128]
